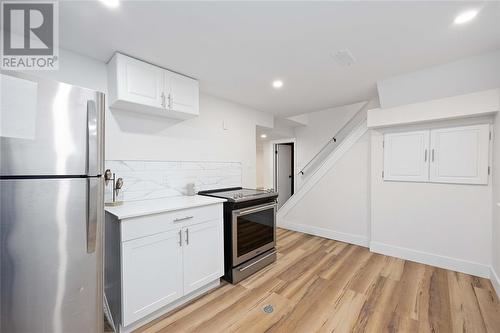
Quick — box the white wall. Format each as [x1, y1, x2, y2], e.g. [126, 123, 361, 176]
[377, 49, 500, 108]
[368, 89, 500, 128]
[279, 132, 370, 246]
[31, 48, 271, 188]
[372, 51, 500, 280]
[293, 102, 366, 171]
[107, 94, 267, 187]
[256, 144, 264, 188]
[492, 104, 500, 295]
[370, 119, 493, 278]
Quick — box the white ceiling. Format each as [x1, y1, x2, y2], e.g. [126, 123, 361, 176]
[59, 1, 500, 116]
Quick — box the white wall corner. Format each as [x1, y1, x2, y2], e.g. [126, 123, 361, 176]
[369, 241, 491, 278]
[285, 114, 309, 127]
[367, 88, 500, 129]
[491, 266, 500, 299]
[278, 221, 369, 247]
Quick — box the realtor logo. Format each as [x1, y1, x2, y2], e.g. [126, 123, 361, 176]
[1, 1, 59, 70]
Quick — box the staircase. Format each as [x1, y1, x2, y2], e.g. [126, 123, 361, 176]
[277, 100, 376, 238]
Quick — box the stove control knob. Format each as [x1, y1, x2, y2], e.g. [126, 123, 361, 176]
[233, 194, 239, 199]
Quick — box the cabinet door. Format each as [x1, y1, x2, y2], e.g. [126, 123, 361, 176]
[167, 72, 199, 116]
[383, 130, 430, 182]
[429, 124, 490, 184]
[122, 229, 183, 326]
[182, 220, 223, 295]
[119, 55, 164, 109]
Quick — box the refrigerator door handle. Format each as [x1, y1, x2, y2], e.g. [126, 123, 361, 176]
[86, 100, 98, 176]
[86, 177, 101, 253]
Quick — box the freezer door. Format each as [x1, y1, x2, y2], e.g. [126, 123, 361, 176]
[0, 178, 104, 333]
[0, 71, 104, 176]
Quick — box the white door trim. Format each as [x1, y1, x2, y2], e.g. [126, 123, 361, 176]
[270, 138, 297, 201]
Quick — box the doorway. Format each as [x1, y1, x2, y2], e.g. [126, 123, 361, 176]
[274, 142, 295, 209]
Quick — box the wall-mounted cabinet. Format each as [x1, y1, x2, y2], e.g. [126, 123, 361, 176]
[108, 53, 199, 119]
[383, 124, 490, 185]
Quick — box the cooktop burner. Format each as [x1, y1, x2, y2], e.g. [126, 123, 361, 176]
[198, 187, 277, 202]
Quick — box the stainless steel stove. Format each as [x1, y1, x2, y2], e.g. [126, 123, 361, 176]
[200, 188, 277, 202]
[198, 187, 278, 283]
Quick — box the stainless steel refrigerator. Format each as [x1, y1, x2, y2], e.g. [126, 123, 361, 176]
[0, 71, 104, 333]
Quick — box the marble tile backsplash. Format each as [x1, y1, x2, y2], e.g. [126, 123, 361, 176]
[105, 160, 242, 202]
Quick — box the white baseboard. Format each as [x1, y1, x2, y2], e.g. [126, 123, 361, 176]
[491, 266, 500, 298]
[278, 222, 369, 247]
[370, 241, 490, 278]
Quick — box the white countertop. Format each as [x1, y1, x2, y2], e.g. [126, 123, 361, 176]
[105, 195, 226, 220]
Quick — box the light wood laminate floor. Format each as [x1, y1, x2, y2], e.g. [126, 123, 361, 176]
[136, 228, 500, 333]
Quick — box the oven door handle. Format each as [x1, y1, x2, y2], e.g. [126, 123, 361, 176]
[235, 203, 276, 216]
[239, 250, 277, 272]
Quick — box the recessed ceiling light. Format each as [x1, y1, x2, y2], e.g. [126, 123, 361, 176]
[260, 134, 267, 139]
[272, 80, 283, 89]
[454, 10, 478, 24]
[100, 0, 120, 8]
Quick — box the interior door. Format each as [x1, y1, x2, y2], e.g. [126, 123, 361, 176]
[0, 178, 103, 333]
[383, 130, 430, 182]
[0, 72, 102, 176]
[182, 220, 223, 295]
[121, 56, 164, 109]
[121, 229, 183, 326]
[429, 124, 490, 184]
[168, 72, 199, 115]
[276, 144, 293, 209]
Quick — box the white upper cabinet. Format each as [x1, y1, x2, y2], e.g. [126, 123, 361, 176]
[429, 124, 490, 184]
[167, 72, 200, 116]
[383, 130, 430, 182]
[116, 55, 164, 109]
[383, 124, 490, 185]
[108, 53, 199, 119]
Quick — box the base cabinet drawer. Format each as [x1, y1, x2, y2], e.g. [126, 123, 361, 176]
[121, 229, 183, 326]
[121, 204, 223, 242]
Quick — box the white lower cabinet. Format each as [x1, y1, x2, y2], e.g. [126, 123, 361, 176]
[182, 220, 224, 294]
[122, 230, 183, 326]
[119, 204, 224, 328]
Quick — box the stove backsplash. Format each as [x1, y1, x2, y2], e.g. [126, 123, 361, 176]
[105, 160, 242, 202]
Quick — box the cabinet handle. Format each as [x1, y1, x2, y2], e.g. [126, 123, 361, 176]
[174, 216, 194, 223]
[431, 149, 435, 162]
[161, 92, 166, 108]
[185, 228, 189, 245]
[168, 93, 172, 109]
[424, 149, 427, 162]
[178, 230, 182, 247]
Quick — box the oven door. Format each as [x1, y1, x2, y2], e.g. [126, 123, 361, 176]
[232, 202, 276, 266]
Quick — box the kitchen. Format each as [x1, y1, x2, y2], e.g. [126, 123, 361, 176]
[1, 1, 500, 333]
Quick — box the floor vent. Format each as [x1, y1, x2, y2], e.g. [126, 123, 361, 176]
[263, 304, 274, 314]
